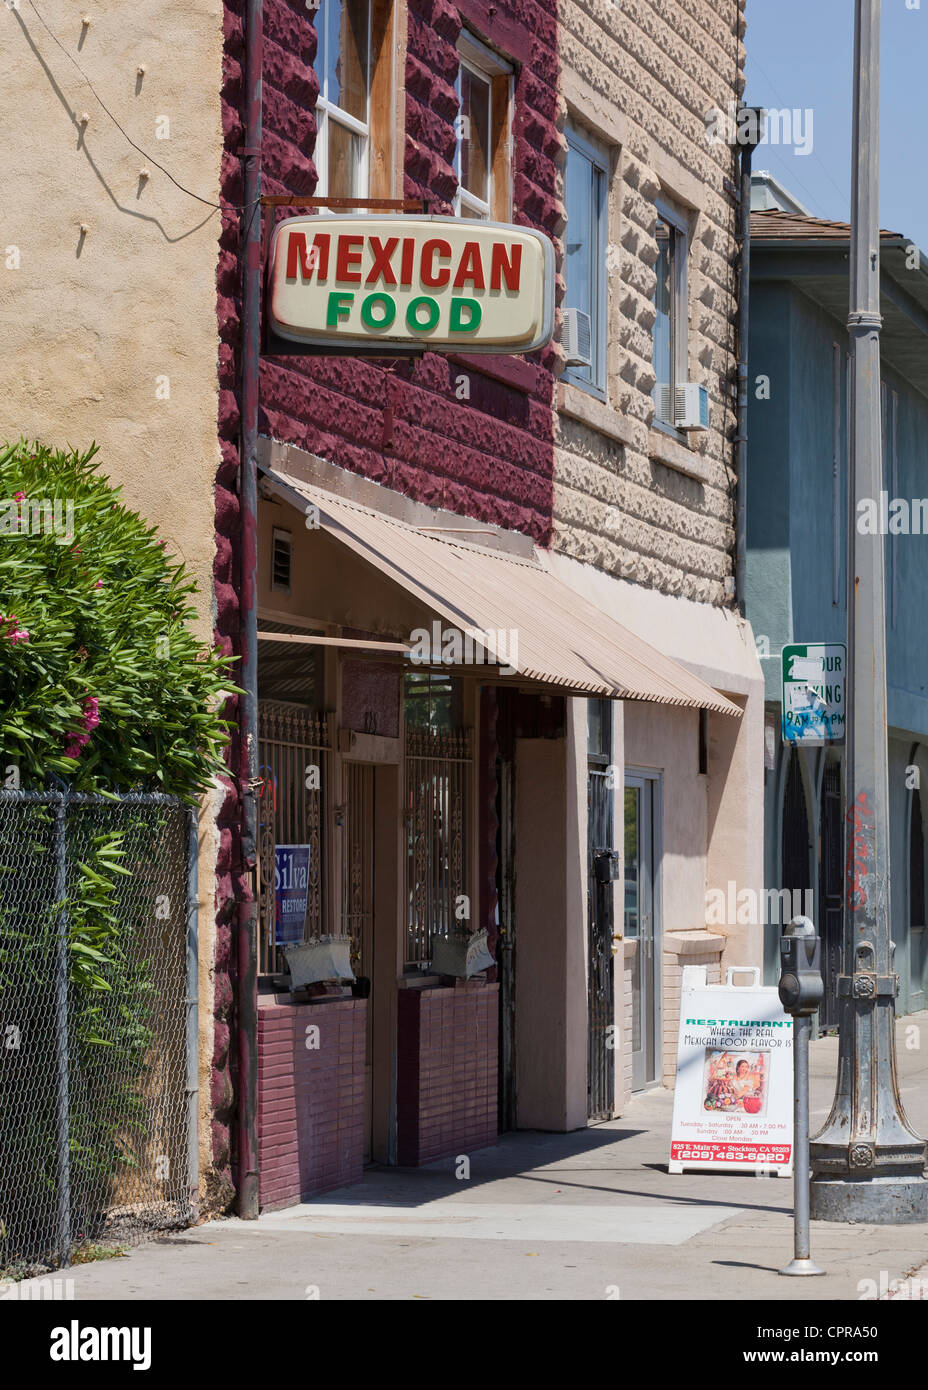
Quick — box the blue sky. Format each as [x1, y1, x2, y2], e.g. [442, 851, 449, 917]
[744, 0, 928, 250]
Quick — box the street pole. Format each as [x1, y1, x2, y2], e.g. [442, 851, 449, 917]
[809, 0, 928, 1222]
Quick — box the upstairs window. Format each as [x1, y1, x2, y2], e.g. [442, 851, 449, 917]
[454, 33, 511, 220]
[313, 0, 372, 199]
[652, 207, 688, 429]
[563, 126, 608, 396]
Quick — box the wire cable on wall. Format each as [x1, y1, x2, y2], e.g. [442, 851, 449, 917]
[25, 0, 261, 214]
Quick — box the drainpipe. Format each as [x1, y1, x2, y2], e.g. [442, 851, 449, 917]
[236, 0, 263, 1219]
[734, 109, 763, 618]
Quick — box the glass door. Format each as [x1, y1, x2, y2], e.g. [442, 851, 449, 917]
[625, 773, 660, 1090]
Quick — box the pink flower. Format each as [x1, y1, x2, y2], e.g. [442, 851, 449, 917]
[63, 697, 99, 758]
[94, 579, 103, 589]
[64, 732, 90, 760]
[13, 492, 25, 504]
[0, 613, 28, 643]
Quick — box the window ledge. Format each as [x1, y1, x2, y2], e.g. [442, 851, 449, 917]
[557, 380, 637, 447]
[447, 353, 541, 394]
[648, 427, 712, 484]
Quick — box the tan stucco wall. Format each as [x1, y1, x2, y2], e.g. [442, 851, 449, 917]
[552, 549, 765, 1096]
[513, 711, 588, 1133]
[554, 0, 746, 604]
[0, 0, 225, 1194]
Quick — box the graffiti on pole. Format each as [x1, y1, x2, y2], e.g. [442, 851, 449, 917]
[845, 790, 874, 913]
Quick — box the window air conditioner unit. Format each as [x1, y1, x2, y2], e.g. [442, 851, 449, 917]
[563, 307, 592, 367]
[675, 383, 710, 431]
[653, 383, 673, 424]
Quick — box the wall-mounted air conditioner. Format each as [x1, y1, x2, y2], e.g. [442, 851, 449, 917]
[653, 383, 673, 423]
[563, 307, 592, 367]
[675, 383, 710, 431]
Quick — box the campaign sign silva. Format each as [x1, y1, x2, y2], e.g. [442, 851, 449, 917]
[274, 844, 311, 946]
[669, 967, 793, 1176]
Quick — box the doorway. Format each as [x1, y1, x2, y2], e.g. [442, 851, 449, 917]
[625, 771, 661, 1090]
[587, 700, 616, 1120]
[342, 760, 398, 1165]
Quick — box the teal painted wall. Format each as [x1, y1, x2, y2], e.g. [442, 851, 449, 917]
[747, 272, 928, 1012]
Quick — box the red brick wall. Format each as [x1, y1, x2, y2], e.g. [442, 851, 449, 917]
[225, 0, 562, 544]
[257, 998, 366, 1210]
[397, 983, 498, 1165]
[217, 0, 560, 1202]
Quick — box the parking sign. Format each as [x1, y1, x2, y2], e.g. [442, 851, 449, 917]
[781, 642, 846, 744]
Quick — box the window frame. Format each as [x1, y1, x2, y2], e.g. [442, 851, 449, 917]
[454, 30, 513, 221]
[313, 0, 374, 201]
[562, 123, 609, 399]
[651, 200, 689, 435]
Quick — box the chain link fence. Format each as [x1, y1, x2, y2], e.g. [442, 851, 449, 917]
[0, 791, 197, 1276]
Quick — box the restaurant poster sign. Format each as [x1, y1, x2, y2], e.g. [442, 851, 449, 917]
[268, 215, 555, 356]
[669, 967, 793, 1177]
[274, 844, 311, 946]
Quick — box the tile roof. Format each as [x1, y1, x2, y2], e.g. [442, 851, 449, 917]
[750, 210, 904, 242]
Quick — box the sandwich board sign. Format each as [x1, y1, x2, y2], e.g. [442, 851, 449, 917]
[669, 966, 793, 1176]
[781, 642, 846, 744]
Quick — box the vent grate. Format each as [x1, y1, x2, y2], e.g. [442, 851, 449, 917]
[271, 528, 292, 592]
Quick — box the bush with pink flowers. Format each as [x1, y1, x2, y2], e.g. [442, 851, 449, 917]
[0, 440, 237, 801]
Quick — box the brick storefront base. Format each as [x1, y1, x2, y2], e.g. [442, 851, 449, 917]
[397, 982, 498, 1166]
[661, 931, 726, 1086]
[257, 997, 366, 1211]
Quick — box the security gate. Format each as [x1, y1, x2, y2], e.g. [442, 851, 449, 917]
[587, 749, 615, 1121]
[342, 762, 374, 1161]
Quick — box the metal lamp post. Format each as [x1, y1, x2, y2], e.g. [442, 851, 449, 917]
[809, 0, 928, 1222]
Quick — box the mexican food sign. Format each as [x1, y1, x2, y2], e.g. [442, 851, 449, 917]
[268, 215, 555, 355]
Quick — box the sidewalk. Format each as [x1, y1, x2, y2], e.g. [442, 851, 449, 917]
[18, 1012, 928, 1301]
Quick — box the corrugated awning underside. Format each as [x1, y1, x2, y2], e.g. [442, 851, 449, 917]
[264, 469, 742, 718]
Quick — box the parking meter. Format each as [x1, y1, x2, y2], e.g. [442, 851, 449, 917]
[778, 916, 823, 1017]
[778, 916, 825, 1277]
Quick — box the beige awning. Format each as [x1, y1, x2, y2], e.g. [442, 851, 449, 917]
[263, 468, 741, 717]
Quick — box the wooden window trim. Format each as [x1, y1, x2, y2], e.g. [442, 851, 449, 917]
[315, 0, 398, 201]
[455, 31, 513, 222]
[368, 0, 397, 199]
